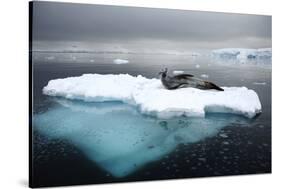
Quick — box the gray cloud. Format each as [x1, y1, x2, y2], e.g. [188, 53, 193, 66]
[32, 1, 272, 51]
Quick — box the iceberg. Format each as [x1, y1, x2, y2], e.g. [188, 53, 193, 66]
[113, 59, 129, 64]
[212, 48, 271, 64]
[43, 74, 262, 118]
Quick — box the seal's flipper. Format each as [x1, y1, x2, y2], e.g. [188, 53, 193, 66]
[205, 81, 224, 91]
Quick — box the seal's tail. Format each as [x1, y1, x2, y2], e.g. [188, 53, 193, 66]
[205, 81, 224, 91]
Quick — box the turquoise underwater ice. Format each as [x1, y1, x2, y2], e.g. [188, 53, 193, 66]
[34, 98, 250, 177]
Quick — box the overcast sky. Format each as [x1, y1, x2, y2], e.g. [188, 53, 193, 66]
[32, 1, 272, 52]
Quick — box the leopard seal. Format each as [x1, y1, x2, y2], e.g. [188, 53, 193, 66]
[159, 68, 224, 91]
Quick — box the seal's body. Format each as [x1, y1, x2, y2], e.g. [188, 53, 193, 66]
[159, 68, 224, 91]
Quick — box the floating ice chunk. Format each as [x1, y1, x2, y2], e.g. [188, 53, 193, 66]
[200, 74, 209, 78]
[219, 133, 228, 138]
[195, 64, 200, 68]
[253, 82, 266, 85]
[89, 59, 95, 63]
[113, 59, 129, 64]
[43, 74, 262, 118]
[173, 70, 184, 75]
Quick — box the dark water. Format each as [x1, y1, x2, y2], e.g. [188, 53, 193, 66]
[31, 52, 271, 187]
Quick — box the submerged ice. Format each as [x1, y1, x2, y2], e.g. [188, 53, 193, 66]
[43, 74, 262, 118]
[34, 98, 251, 177]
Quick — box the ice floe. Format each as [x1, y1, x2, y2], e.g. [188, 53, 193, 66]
[113, 59, 129, 64]
[253, 82, 267, 85]
[200, 74, 209, 78]
[43, 74, 262, 118]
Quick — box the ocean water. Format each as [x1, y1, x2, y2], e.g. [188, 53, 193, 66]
[31, 52, 271, 187]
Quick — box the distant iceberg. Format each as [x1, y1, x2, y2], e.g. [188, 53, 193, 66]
[212, 48, 271, 64]
[43, 74, 262, 118]
[113, 59, 129, 64]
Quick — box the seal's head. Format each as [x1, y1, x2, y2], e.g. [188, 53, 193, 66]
[158, 68, 168, 77]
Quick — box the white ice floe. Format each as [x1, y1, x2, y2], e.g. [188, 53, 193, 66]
[212, 48, 272, 64]
[253, 82, 267, 85]
[113, 59, 129, 64]
[43, 74, 262, 118]
[195, 64, 200, 68]
[200, 74, 209, 78]
[173, 70, 185, 75]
